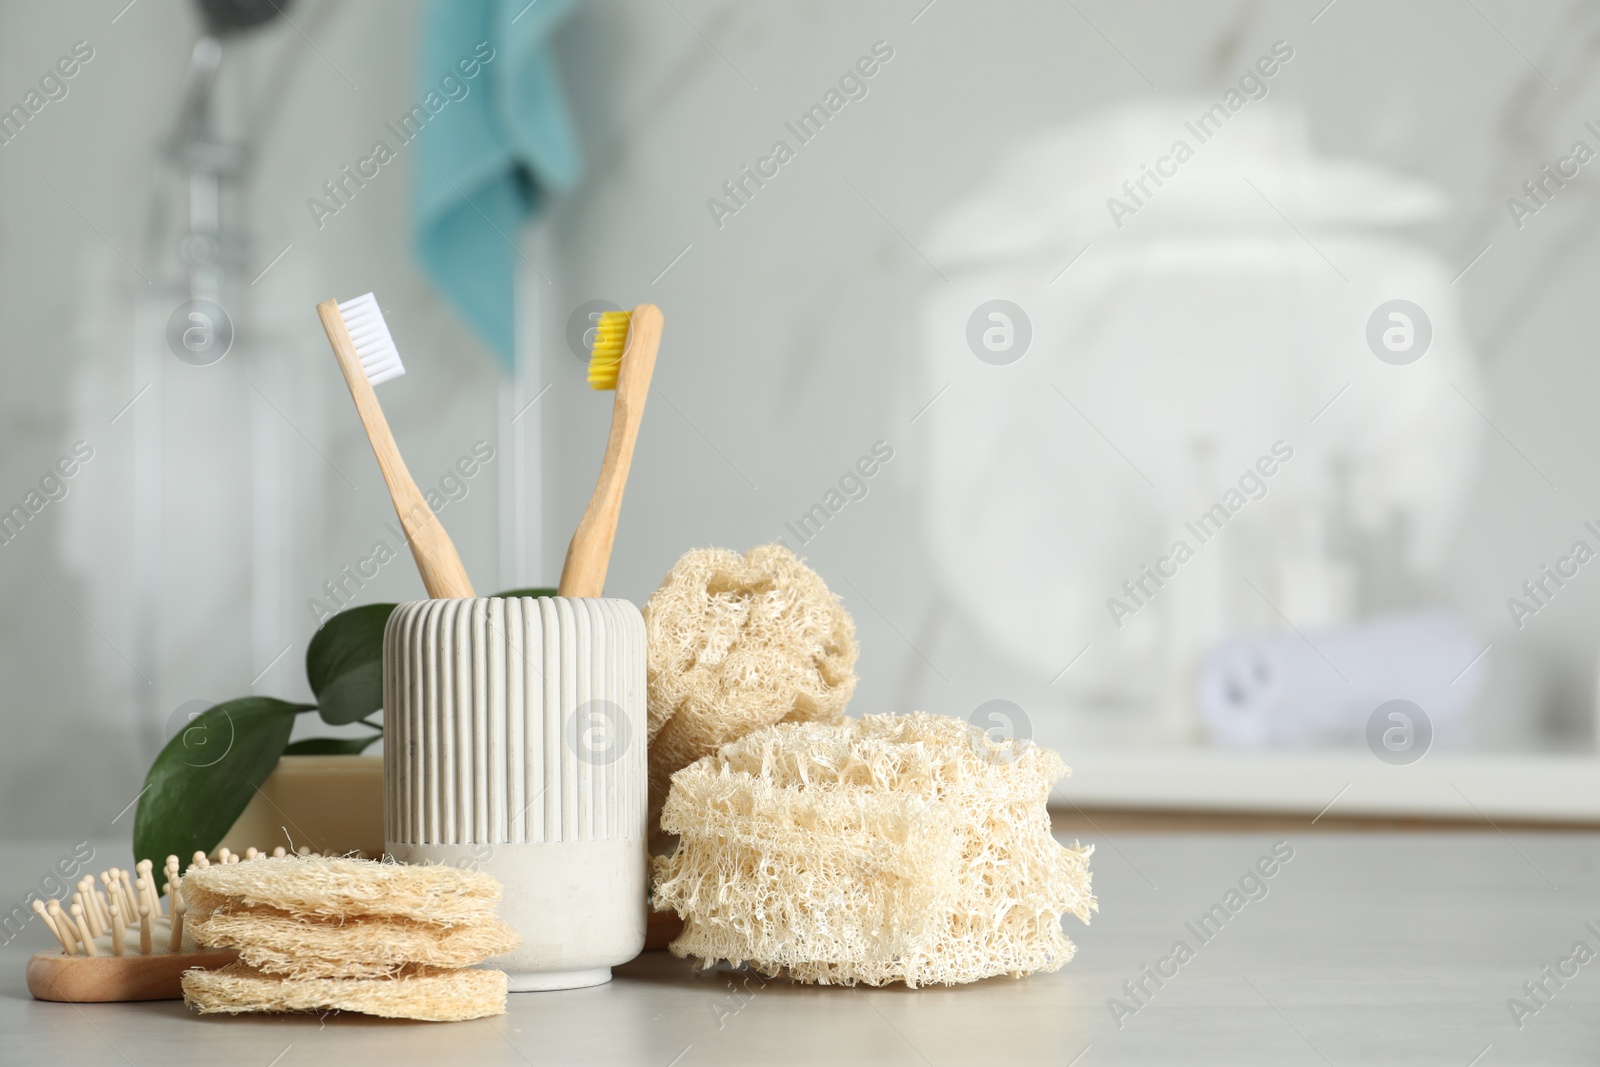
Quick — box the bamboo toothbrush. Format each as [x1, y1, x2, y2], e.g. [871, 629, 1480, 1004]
[557, 304, 664, 598]
[317, 293, 475, 599]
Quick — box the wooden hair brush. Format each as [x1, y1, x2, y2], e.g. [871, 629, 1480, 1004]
[24, 848, 297, 1002]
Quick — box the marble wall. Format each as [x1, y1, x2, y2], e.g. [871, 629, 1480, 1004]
[545, 0, 1600, 753]
[0, 0, 506, 834]
[3, 0, 1597, 833]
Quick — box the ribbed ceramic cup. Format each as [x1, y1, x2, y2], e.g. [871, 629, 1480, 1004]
[382, 596, 647, 991]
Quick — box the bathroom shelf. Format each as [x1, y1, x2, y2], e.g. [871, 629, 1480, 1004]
[1055, 746, 1600, 824]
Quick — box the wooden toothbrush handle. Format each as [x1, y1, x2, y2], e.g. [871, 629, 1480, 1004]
[558, 304, 664, 598]
[316, 299, 475, 600]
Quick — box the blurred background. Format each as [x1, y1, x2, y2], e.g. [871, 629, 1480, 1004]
[5, 0, 1600, 834]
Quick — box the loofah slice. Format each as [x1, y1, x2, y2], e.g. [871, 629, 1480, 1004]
[644, 544, 858, 816]
[181, 961, 507, 1022]
[188, 905, 520, 979]
[652, 712, 1096, 988]
[181, 856, 501, 926]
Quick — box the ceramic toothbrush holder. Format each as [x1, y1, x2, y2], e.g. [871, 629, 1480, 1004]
[383, 596, 647, 991]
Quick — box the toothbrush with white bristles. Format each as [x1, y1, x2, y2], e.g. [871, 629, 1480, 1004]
[316, 293, 475, 600]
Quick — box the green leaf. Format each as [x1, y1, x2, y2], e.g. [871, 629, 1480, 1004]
[133, 697, 311, 868]
[283, 734, 383, 756]
[491, 587, 558, 599]
[306, 603, 396, 726]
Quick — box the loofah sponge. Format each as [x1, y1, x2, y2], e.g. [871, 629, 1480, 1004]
[644, 544, 858, 815]
[652, 712, 1095, 987]
[181, 962, 507, 1022]
[188, 905, 520, 979]
[181, 855, 501, 926]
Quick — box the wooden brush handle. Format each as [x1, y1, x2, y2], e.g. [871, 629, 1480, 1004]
[317, 299, 475, 600]
[28, 948, 238, 1003]
[558, 304, 664, 598]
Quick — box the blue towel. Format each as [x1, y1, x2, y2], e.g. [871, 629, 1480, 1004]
[412, 0, 581, 369]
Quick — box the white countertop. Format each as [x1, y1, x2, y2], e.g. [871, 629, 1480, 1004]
[2, 833, 1595, 1065]
[1055, 747, 1600, 823]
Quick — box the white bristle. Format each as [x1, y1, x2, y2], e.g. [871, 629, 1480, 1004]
[336, 292, 405, 386]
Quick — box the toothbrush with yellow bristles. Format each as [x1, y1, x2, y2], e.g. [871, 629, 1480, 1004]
[558, 304, 664, 597]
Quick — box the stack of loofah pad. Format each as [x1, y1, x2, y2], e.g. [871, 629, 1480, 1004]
[652, 712, 1096, 987]
[179, 856, 518, 1021]
[644, 544, 858, 819]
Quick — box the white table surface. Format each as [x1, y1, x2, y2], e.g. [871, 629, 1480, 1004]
[2, 833, 1595, 1065]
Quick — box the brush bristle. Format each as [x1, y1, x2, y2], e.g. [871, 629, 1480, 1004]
[587, 310, 629, 390]
[337, 293, 405, 386]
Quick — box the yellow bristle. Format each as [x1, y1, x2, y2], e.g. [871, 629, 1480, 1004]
[587, 310, 630, 390]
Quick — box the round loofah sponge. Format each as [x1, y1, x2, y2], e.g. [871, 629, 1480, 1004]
[181, 855, 501, 926]
[643, 544, 858, 815]
[189, 904, 520, 980]
[181, 961, 507, 1022]
[651, 712, 1095, 988]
